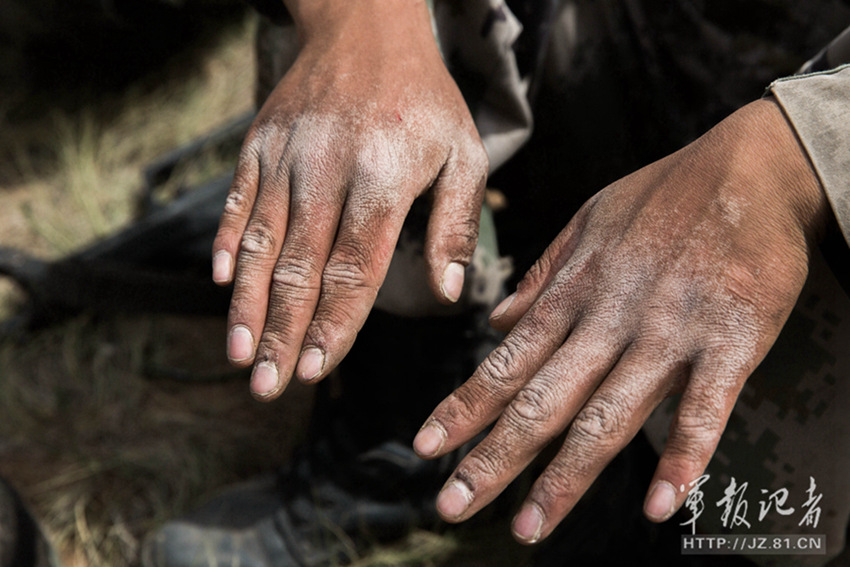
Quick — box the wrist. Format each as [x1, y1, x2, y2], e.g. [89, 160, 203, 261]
[282, 0, 434, 49]
[711, 98, 831, 247]
[751, 97, 831, 245]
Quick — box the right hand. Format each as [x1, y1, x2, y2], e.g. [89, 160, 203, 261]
[212, 0, 489, 399]
[414, 98, 830, 543]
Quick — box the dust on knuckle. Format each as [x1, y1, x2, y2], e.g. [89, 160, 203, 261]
[636, 326, 684, 366]
[308, 294, 364, 344]
[237, 134, 263, 164]
[257, 328, 289, 354]
[570, 394, 628, 447]
[271, 256, 322, 293]
[243, 124, 268, 147]
[720, 263, 763, 308]
[247, 119, 283, 146]
[240, 224, 279, 258]
[223, 185, 252, 216]
[352, 144, 395, 189]
[301, 319, 338, 352]
[262, 304, 313, 350]
[323, 242, 376, 290]
[506, 384, 556, 427]
[480, 339, 525, 389]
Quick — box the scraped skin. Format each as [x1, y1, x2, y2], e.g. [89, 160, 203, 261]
[212, 0, 488, 398]
[414, 98, 830, 543]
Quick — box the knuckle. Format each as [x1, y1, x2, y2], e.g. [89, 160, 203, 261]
[447, 388, 478, 423]
[460, 446, 504, 485]
[223, 187, 252, 218]
[479, 338, 526, 389]
[518, 253, 581, 307]
[520, 258, 550, 293]
[440, 387, 486, 427]
[353, 143, 396, 189]
[322, 267, 375, 299]
[301, 319, 339, 352]
[470, 144, 490, 176]
[260, 307, 311, 353]
[446, 216, 480, 256]
[257, 328, 289, 355]
[534, 467, 576, 506]
[240, 224, 279, 258]
[323, 242, 376, 290]
[305, 301, 367, 352]
[570, 393, 629, 448]
[271, 256, 322, 293]
[506, 383, 556, 426]
[721, 263, 762, 308]
[242, 126, 266, 151]
[674, 403, 723, 448]
[247, 119, 286, 151]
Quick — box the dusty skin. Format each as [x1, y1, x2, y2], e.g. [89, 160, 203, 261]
[212, 0, 488, 399]
[214, 0, 831, 549]
[413, 98, 831, 544]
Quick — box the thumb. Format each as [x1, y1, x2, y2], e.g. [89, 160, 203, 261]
[489, 194, 598, 332]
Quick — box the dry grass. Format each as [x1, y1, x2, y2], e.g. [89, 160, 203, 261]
[0, 14, 313, 567]
[0, 13, 255, 259]
[0, 314, 311, 567]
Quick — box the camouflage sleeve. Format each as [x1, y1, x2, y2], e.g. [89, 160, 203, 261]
[768, 55, 850, 248]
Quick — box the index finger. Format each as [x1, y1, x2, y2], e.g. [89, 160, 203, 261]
[212, 141, 262, 285]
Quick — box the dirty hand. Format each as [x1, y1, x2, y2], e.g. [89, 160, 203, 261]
[414, 98, 830, 543]
[212, 0, 488, 399]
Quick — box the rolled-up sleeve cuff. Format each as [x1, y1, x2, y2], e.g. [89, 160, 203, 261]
[769, 64, 850, 247]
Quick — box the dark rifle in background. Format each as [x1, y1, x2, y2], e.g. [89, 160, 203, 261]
[0, 112, 255, 333]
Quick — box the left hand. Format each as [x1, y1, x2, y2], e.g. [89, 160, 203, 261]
[413, 98, 830, 543]
[211, 0, 488, 398]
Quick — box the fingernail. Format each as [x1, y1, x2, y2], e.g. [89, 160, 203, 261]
[645, 481, 677, 521]
[251, 361, 280, 397]
[212, 251, 233, 284]
[513, 502, 544, 543]
[228, 325, 255, 362]
[436, 479, 473, 520]
[413, 422, 446, 457]
[490, 292, 516, 320]
[440, 262, 465, 303]
[296, 347, 324, 382]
